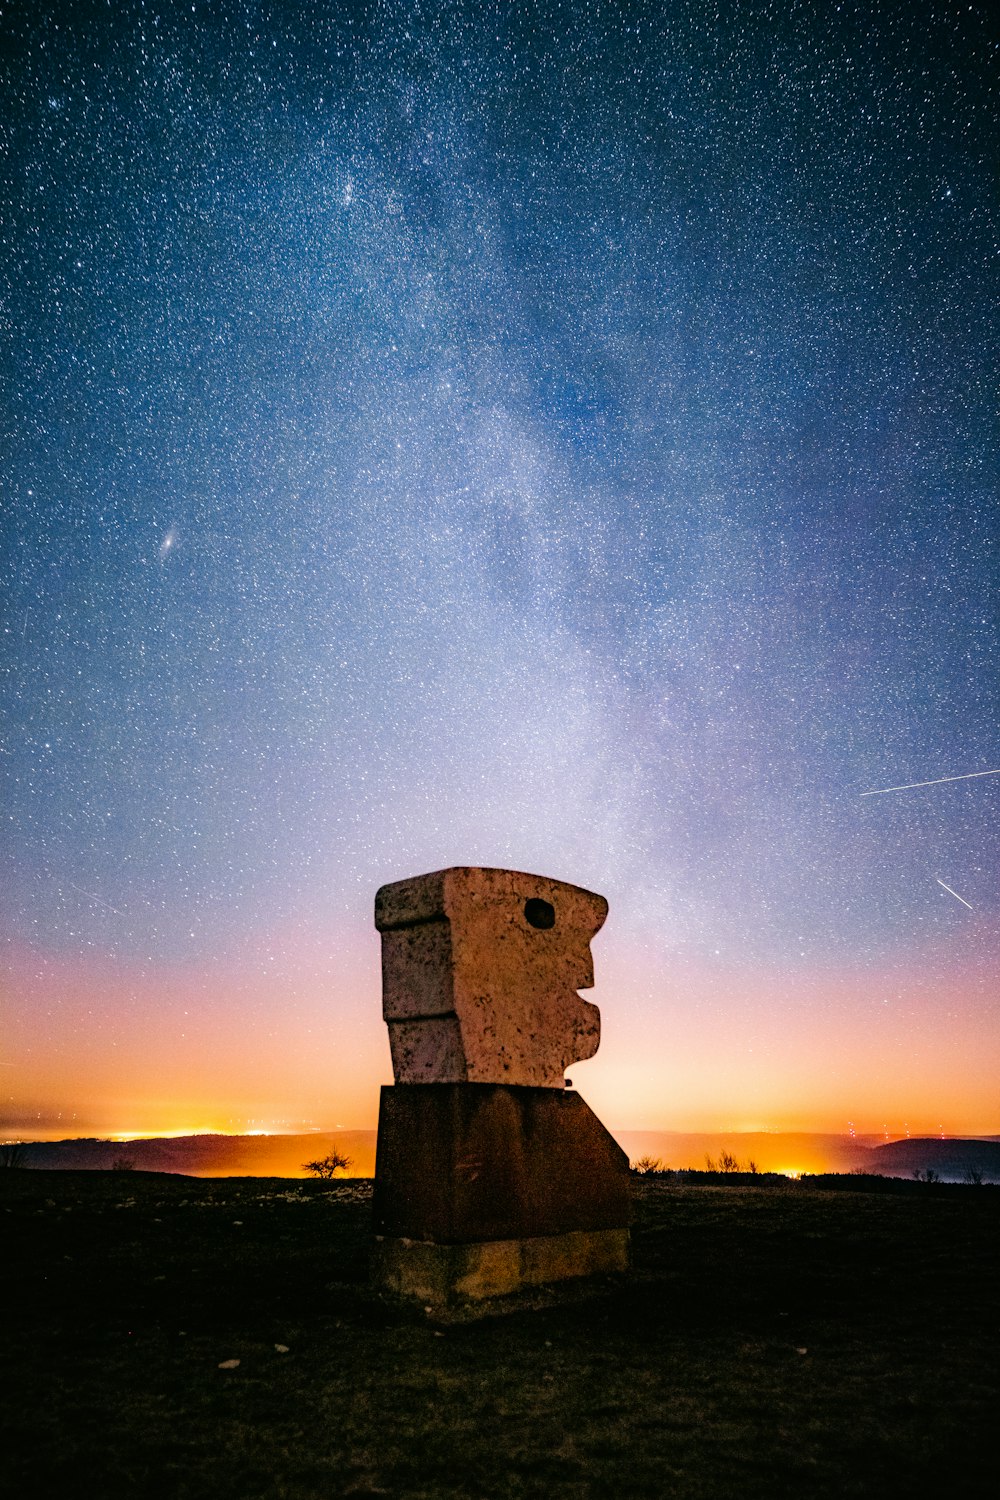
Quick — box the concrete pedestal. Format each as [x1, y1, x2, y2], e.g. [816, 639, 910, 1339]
[372, 1227, 630, 1305]
[371, 1083, 631, 1307]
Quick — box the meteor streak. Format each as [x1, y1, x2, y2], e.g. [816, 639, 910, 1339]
[860, 767, 1000, 797]
[936, 878, 973, 911]
[68, 882, 122, 916]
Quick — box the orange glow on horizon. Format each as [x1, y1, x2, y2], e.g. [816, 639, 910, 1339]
[3, 935, 998, 1146]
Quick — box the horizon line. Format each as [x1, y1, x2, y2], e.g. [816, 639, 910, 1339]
[7, 1126, 999, 1143]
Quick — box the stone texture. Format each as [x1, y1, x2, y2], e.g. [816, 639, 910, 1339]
[371, 866, 630, 1309]
[371, 1228, 631, 1306]
[372, 1083, 631, 1244]
[375, 867, 608, 1087]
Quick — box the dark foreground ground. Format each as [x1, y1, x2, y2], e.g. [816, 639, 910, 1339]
[2, 1172, 997, 1499]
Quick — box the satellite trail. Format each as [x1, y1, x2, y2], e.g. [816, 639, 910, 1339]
[69, 882, 122, 916]
[860, 768, 1000, 797]
[936, 879, 974, 911]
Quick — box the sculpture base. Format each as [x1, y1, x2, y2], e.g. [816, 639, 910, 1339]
[373, 1083, 631, 1242]
[372, 1227, 630, 1307]
[372, 1084, 631, 1313]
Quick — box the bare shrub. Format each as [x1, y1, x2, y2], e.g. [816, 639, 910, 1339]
[0, 1140, 28, 1169]
[631, 1156, 667, 1176]
[705, 1149, 746, 1174]
[303, 1150, 352, 1179]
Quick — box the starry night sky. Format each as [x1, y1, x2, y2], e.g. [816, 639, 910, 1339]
[3, 1, 998, 1138]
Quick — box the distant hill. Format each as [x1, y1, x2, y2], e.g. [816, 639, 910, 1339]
[868, 1137, 1000, 1183]
[10, 1129, 999, 1181]
[14, 1131, 377, 1178]
[612, 1131, 878, 1176]
[14, 1128, 871, 1179]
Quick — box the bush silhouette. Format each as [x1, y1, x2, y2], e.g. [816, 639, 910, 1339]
[303, 1150, 353, 1179]
[631, 1156, 668, 1176]
[705, 1149, 742, 1173]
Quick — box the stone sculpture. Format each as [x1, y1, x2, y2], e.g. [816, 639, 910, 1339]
[371, 867, 631, 1309]
[376, 866, 607, 1088]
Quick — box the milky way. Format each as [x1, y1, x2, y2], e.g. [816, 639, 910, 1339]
[3, 2, 997, 1135]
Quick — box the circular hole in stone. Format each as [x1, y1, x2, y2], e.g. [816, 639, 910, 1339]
[524, 897, 555, 930]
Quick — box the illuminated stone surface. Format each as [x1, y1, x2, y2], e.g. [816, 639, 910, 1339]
[375, 866, 608, 1087]
[371, 1228, 631, 1306]
[371, 867, 630, 1310]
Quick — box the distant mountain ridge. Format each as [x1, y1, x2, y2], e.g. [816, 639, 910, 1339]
[12, 1131, 377, 1178]
[869, 1137, 1000, 1182]
[9, 1129, 999, 1180]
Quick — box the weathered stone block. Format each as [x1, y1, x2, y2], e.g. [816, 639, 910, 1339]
[371, 1228, 631, 1306]
[375, 867, 607, 1087]
[372, 1083, 631, 1244]
[370, 867, 629, 1309]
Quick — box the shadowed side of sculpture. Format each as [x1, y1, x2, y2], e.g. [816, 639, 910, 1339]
[371, 867, 630, 1311]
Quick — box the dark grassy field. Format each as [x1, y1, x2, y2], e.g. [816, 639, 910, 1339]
[2, 1171, 997, 1499]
